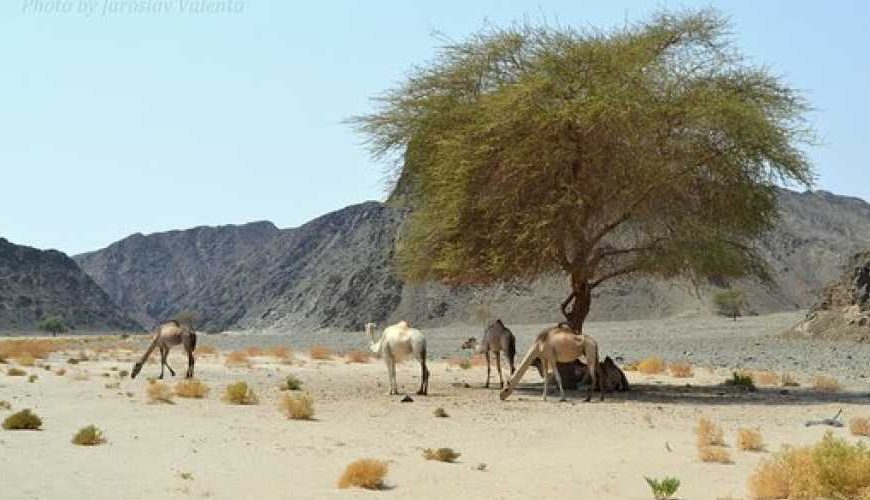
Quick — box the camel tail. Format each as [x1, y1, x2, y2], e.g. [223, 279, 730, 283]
[507, 333, 516, 366]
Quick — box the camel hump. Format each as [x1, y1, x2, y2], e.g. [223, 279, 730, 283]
[395, 320, 410, 329]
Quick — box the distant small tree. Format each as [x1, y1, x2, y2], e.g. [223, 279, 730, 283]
[38, 316, 68, 337]
[172, 310, 197, 328]
[714, 290, 745, 320]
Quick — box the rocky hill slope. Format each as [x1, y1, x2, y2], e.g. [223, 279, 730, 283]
[0, 238, 140, 332]
[74, 189, 870, 333]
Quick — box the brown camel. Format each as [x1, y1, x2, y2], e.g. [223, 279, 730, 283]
[460, 319, 517, 389]
[131, 320, 197, 379]
[500, 325, 602, 402]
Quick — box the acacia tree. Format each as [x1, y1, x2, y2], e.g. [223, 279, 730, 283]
[352, 10, 813, 330]
[38, 316, 68, 337]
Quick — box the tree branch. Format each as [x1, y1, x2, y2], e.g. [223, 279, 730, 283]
[591, 265, 641, 289]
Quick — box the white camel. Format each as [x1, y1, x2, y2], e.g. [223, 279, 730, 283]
[365, 321, 430, 396]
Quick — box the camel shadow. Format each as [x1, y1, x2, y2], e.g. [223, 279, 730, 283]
[507, 381, 870, 406]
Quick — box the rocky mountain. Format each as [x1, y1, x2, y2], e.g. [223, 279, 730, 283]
[786, 250, 870, 341]
[0, 238, 140, 332]
[73, 188, 870, 333]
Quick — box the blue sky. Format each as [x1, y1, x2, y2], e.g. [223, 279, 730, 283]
[1, 1, 868, 255]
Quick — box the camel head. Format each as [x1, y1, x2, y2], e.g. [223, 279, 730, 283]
[130, 361, 144, 379]
[460, 337, 477, 350]
[499, 384, 513, 400]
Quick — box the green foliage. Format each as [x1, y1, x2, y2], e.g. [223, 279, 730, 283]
[725, 372, 756, 391]
[71, 425, 106, 446]
[714, 289, 746, 319]
[222, 381, 258, 405]
[281, 374, 303, 391]
[351, 9, 813, 313]
[37, 316, 67, 336]
[27, 374, 37, 383]
[7, 367, 26, 376]
[645, 476, 681, 500]
[2, 409, 42, 430]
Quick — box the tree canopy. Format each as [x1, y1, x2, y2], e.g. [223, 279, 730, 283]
[351, 9, 814, 329]
[37, 316, 68, 337]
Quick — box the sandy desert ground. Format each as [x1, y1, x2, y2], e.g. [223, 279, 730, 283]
[3, 312, 870, 500]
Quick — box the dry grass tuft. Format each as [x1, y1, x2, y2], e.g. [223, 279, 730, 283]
[279, 392, 316, 420]
[0, 340, 59, 361]
[781, 372, 800, 387]
[225, 350, 251, 368]
[27, 374, 37, 383]
[196, 345, 218, 356]
[175, 379, 210, 399]
[14, 353, 36, 367]
[448, 357, 473, 370]
[851, 417, 870, 437]
[71, 370, 90, 381]
[622, 361, 638, 371]
[813, 375, 841, 392]
[638, 356, 666, 375]
[697, 417, 726, 447]
[0, 400, 11, 411]
[423, 447, 461, 463]
[344, 350, 371, 363]
[752, 370, 780, 386]
[146, 380, 174, 404]
[434, 407, 449, 418]
[668, 361, 694, 378]
[736, 428, 765, 451]
[2, 409, 42, 430]
[267, 346, 293, 362]
[7, 367, 27, 377]
[223, 381, 258, 405]
[53, 367, 65, 376]
[337, 459, 389, 490]
[699, 446, 732, 464]
[748, 432, 870, 500]
[309, 345, 332, 360]
[244, 346, 264, 357]
[71, 425, 106, 446]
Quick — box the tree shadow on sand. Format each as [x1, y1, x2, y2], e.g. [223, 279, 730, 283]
[506, 382, 870, 407]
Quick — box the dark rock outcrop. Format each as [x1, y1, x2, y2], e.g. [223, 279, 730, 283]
[786, 251, 870, 340]
[0, 238, 140, 332]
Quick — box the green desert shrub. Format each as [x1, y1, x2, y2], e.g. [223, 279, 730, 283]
[71, 425, 106, 446]
[28, 374, 38, 383]
[724, 372, 756, 391]
[645, 476, 681, 500]
[7, 367, 26, 376]
[433, 407, 449, 418]
[2, 409, 42, 430]
[281, 374, 303, 391]
[223, 381, 258, 405]
[423, 447, 461, 463]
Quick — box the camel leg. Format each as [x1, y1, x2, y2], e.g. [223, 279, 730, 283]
[417, 356, 429, 396]
[385, 357, 397, 395]
[541, 358, 549, 401]
[552, 355, 567, 402]
[162, 345, 176, 377]
[157, 345, 166, 379]
[500, 343, 541, 401]
[484, 350, 491, 388]
[186, 348, 195, 379]
[495, 351, 504, 389]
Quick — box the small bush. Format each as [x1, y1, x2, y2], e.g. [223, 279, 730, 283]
[146, 381, 174, 404]
[724, 372, 756, 391]
[337, 459, 389, 490]
[645, 476, 681, 500]
[55, 367, 67, 376]
[196, 345, 218, 356]
[813, 375, 841, 392]
[748, 432, 870, 499]
[175, 379, 210, 399]
[423, 447, 461, 463]
[623, 361, 638, 371]
[697, 417, 725, 447]
[638, 356, 665, 375]
[27, 374, 38, 383]
[223, 381, 258, 405]
[699, 446, 732, 464]
[71, 425, 106, 446]
[279, 392, 315, 420]
[448, 357, 472, 370]
[736, 428, 765, 451]
[7, 367, 26, 376]
[225, 351, 251, 368]
[434, 407, 449, 418]
[851, 417, 870, 437]
[67, 358, 80, 365]
[668, 362, 693, 378]
[309, 345, 332, 360]
[118, 369, 129, 378]
[0, 340, 58, 360]
[105, 382, 120, 389]
[71, 370, 90, 381]
[2, 409, 42, 430]
[344, 350, 370, 363]
[280, 375, 303, 391]
[0, 400, 11, 410]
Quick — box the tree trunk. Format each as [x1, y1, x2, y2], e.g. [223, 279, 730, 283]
[562, 274, 592, 332]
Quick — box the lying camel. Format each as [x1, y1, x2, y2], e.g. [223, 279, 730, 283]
[500, 325, 602, 402]
[131, 320, 197, 380]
